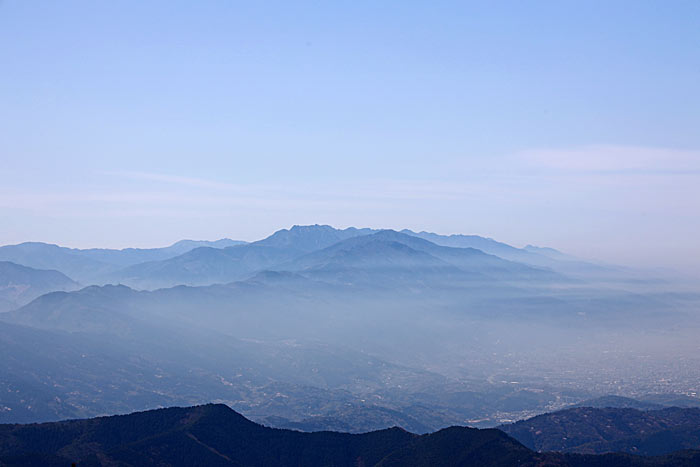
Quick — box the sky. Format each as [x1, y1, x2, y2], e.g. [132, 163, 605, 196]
[1, 1, 699, 273]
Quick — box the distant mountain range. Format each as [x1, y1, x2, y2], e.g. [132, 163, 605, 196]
[0, 225, 581, 290]
[97, 227, 565, 289]
[0, 238, 246, 283]
[0, 225, 642, 294]
[402, 230, 543, 262]
[2, 403, 700, 467]
[0, 261, 80, 312]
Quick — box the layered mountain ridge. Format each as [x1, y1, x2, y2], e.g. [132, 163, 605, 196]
[0, 225, 576, 291]
[0, 261, 80, 312]
[1, 224, 698, 458]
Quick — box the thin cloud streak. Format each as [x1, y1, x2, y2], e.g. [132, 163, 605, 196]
[512, 145, 700, 174]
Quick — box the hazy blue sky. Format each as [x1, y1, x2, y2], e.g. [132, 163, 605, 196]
[1, 1, 699, 272]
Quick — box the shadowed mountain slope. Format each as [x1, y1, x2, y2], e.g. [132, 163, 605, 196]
[500, 406, 700, 456]
[572, 395, 664, 411]
[640, 394, 700, 409]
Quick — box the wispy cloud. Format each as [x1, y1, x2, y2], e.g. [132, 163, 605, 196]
[101, 170, 483, 202]
[7, 145, 698, 216]
[103, 170, 262, 192]
[512, 145, 700, 175]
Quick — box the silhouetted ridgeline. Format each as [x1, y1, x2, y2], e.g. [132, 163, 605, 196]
[2, 404, 700, 466]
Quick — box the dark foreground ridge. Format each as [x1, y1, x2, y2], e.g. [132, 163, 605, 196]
[500, 406, 700, 456]
[1, 404, 700, 466]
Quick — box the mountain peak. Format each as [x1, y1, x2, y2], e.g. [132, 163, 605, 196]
[290, 224, 335, 231]
[254, 225, 371, 253]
